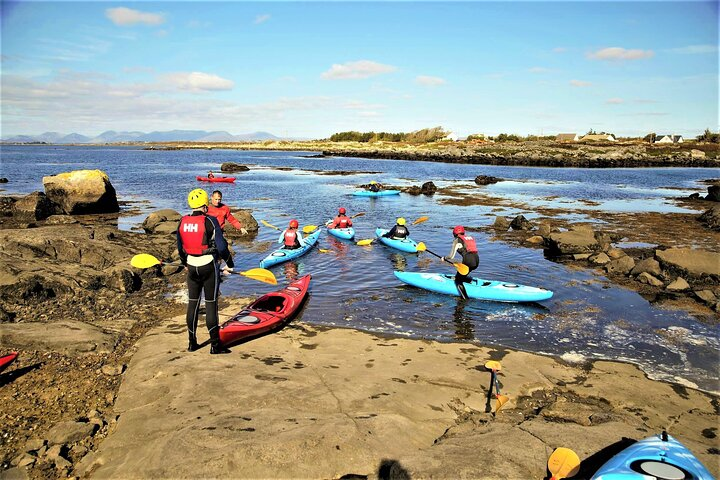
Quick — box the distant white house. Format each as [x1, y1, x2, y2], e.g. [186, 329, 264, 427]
[556, 133, 579, 142]
[580, 133, 616, 142]
[442, 132, 460, 142]
[654, 134, 684, 144]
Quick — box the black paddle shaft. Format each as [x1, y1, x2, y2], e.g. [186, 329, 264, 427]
[424, 247, 456, 266]
[484, 370, 496, 413]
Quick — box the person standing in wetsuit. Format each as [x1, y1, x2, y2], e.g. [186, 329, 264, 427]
[383, 217, 409, 239]
[278, 219, 305, 250]
[442, 225, 479, 300]
[177, 188, 234, 354]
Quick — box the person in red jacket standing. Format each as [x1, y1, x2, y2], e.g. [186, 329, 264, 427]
[328, 207, 353, 229]
[207, 190, 248, 235]
[442, 225, 480, 300]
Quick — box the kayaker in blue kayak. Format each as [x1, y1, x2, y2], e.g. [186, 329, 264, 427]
[442, 225, 479, 300]
[367, 180, 384, 192]
[177, 188, 234, 354]
[328, 207, 353, 229]
[278, 219, 305, 250]
[383, 217, 409, 239]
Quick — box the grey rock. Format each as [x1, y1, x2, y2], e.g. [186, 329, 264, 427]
[45, 215, 79, 225]
[666, 277, 690, 291]
[591, 253, 611, 265]
[630, 258, 662, 277]
[23, 438, 46, 453]
[656, 247, 720, 277]
[46, 421, 97, 445]
[605, 256, 635, 275]
[493, 216, 510, 231]
[142, 209, 181, 234]
[101, 364, 125, 376]
[694, 289, 717, 304]
[574, 253, 592, 260]
[637, 272, 664, 287]
[220, 162, 250, 173]
[537, 224, 551, 237]
[705, 185, 719, 202]
[698, 206, 720, 231]
[474, 175, 502, 186]
[547, 229, 599, 255]
[525, 235, 545, 245]
[12, 192, 57, 221]
[43, 169, 119, 214]
[606, 248, 626, 259]
[510, 215, 533, 231]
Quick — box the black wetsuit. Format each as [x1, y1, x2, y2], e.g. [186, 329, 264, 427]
[384, 225, 409, 239]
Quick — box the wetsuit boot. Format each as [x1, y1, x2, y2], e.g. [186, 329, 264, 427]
[456, 282, 469, 300]
[188, 334, 199, 352]
[209, 328, 230, 354]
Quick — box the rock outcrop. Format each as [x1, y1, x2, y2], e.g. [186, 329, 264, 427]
[42, 170, 119, 215]
[220, 162, 250, 173]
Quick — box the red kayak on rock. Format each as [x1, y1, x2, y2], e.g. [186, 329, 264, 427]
[219, 275, 311, 347]
[196, 176, 236, 183]
[0, 352, 18, 373]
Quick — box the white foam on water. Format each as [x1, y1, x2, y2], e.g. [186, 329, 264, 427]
[560, 352, 587, 364]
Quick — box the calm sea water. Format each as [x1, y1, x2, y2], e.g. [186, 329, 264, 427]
[1, 145, 718, 393]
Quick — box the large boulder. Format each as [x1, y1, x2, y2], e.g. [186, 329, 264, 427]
[510, 215, 533, 231]
[11, 191, 56, 221]
[220, 162, 250, 173]
[656, 248, 720, 279]
[705, 185, 720, 202]
[698, 206, 720, 231]
[474, 175, 501, 186]
[142, 209, 181, 235]
[43, 170, 119, 215]
[421, 181, 437, 195]
[546, 228, 600, 255]
[223, 209, 260, 239]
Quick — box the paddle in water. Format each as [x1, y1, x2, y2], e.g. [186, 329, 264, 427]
[547, 448, 581, 480]
[130, 254, 277, 285]
[261, 220, 282, 231]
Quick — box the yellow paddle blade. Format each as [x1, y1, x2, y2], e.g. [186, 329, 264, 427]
[495, 394, 510, 413]
[131, 253, 161, 269]
[351, 212, 366, 218]
[455, 262, 470, 276]
[548, 448, 581, 480]
[319, 248, 331, 253]
[302, 225, 318, 233]
[412, 216, 429, 225]
[356, 239, 374, 246]
[261, 220, 281, 231]
[484, 360, 502, 372]
[238, 268, 277, 285]
[416, 242, 426, 252]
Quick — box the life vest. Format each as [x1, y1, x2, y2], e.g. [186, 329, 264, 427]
[179, 215, 209, 255]
[284, 229, 299, 248]
[457, 234, 478, 253]
[335, 215, 351, 228]
[392, 225, 409, 238]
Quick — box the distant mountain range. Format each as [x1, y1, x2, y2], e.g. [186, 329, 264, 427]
[1, 130, 284, 144]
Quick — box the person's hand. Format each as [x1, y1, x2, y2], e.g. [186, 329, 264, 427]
[440, 256, 446, 262]
[222, 267, 233, 275]
[240, 227, 248, 235]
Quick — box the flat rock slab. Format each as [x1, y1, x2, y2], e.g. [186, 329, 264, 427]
[0, 320, 114, 355]
[78, 304, 719, 479]
[656, 247, 720, 277]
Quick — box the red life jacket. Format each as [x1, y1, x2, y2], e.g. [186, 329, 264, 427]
[179, 215, 209, 255]
[334, 215, 351, 228]
[284, 229, 298, 248]
[458, 234, 478, 253]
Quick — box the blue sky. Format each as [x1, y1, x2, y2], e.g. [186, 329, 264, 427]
[1, 1, 717, 138]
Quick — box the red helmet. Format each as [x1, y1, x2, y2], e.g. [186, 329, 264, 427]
[338, 207, 346, 214]
[289, 219, 299, 228]
[453, 225, 465, 235]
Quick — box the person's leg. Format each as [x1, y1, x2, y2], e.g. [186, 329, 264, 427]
[454, 271, 469, 300]
[201, 261, 229, 354]
[186, 268, 202, 351]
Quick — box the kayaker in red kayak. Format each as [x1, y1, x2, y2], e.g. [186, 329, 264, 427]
[208, 190, 248, 235]
[177, 188, 234, 354]
[207, 170, 215, 179]
[441, 225, 479, 300]
[328, 207, 353, 229]
[383, 217, 409, 239]
[279, 219, 306, 250]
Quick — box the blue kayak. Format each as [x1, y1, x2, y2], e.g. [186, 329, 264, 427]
[326, 221, 355, 240]
[352, 190, 401, 197]
[260, 229, 321, 268]
[591, 432, 713, 480]
[394, 271, 553, 302]
[375, 228, 420, 253]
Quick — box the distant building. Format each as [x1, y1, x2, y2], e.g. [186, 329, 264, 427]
[442, 132, 460, 142]
[580, 134, 616, 142]
[654, 134, 684, 144]
[556, 133, 579, 142]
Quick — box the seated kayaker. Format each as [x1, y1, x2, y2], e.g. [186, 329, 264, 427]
[207, 171, 215, 179]
[278, 219, 305, 250]
[383, 217, 409, 239]
[442, 225, 480, 300]
[208, 190, 248, 235]
[367, 181, 383, 192]
[328, 207, 353, 229]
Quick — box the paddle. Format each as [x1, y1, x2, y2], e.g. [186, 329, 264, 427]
[302, 225, 318, 234]
[547, 448, 581, 480]
[422, 248, 470, 275]
[130, 254, 277, 285]
[351, 212, 366, 219]
[484, 360, 509, 414]
[261, 220, 281, 231]
[356, 217, 429, 246]
[412, 216, 429, 225]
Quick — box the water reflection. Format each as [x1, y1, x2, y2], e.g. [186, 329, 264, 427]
[453, 299, 475, 340]
[391, 253, 407, 271]
[281, 262, 299, 282]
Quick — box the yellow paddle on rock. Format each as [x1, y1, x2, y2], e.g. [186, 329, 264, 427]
[356, 216, 430, 246]
[547, 448, 581, 480]
[484, 360, 510, 415]
[130, 254, 277, 285]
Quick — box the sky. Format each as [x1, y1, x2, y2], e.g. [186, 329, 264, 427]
[1, 1, 718, 139]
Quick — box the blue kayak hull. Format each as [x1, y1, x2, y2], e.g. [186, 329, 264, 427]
[260, 229, 321, 268]
[394, 271, 553, 302]
[376, 228, 419, 253]
[327, 227, 355, 240]
[591, 433, 713, 480]
[352, 190, 401, 197]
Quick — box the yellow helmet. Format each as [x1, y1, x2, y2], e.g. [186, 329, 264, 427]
[397, 217, 406, 226]
[370, 181, 378, 185]
[188, 188, 209, 209]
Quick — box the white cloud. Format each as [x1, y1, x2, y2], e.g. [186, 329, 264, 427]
[106, 7, 165, 27]
[553, 47, 567, 53]
[587, 47, 654, 61]
[570, 80, 592, 87]
[606, 98, 624, 104]
[254, 14, 271, 25]
[528, 67, 551, 74]
[666, 45, 718, 55]
[321, 60, 397, 80]
[162, 72, 235, 91]
[415, 75, 446, 86]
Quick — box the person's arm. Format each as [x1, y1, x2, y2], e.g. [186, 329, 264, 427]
[225, 207, 244, 231]
[176, 224, 188, 266]
[383, 226, 396, 238]
[296, 230, 305, 246]
[328, 217, 339, 229]
[207, 217, 234, 268]
[444, 239, 461, 261]
[278, 230, 285, 244]
[347, 218, 353, 226]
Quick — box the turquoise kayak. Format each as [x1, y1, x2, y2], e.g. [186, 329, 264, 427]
[352, 190, 401, 197]
[394, 271, 553, 302]
[376, 228, 420, 253]
[260, 229, 321, 268]
[326, 222, 355, 240]
[591, 432, 713, 480]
